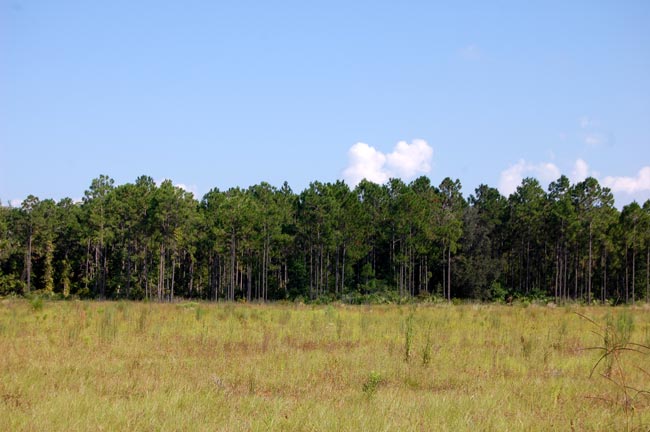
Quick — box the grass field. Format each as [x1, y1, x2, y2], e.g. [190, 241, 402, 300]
[1, 299, 649, 431]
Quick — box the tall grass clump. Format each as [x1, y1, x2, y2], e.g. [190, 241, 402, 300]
[403, 311, 415, 362]
[362, 371, 383, 397]
[579, 311, 650, 431]
[597, 312, 635, 377]
[97, 307, 118, 342]
[195, 306, 206, 322]
[520, 335, 533, 359]
[421, 322, 433, 366]
[29, 296, 43, 311]
[136, 305, 149, 333]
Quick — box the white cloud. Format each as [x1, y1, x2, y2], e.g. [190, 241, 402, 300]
[342, 139, 433, 186]
[498, 160, 527, 197]
[498, 159, 560, 196]
[602, 166, 650, 194]
[500, 158, 649, 204]
[537, 162, 562, 182]
[386, 139, 433, 179]
[9, 198, 22, 208]
[342, 143, 388, 186]
[570, 158, 590, 183]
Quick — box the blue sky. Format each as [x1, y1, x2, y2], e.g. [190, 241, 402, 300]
[2, 0, 649, 206]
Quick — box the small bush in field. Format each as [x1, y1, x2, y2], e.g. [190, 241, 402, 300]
[30, 296, 43, 311]
[362, 371, 383, 396]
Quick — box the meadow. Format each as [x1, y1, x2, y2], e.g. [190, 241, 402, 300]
[1, 299, 649, 431]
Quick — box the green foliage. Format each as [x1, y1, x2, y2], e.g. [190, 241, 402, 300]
[312, 293, 337, 305]
[600, 312, 635, 376]
[362, 371, 383, 397]
[421, 322, 434, 366]
[1, 174, 649, 305]
[0, 273, 24, 295]
[342, 287, 402, 305]
[489, 281, 508, 302]
[403, 311, 415, 362]
[29, 295, 43, 311]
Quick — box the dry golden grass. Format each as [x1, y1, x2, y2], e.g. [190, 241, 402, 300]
[1, 299, 649, 431]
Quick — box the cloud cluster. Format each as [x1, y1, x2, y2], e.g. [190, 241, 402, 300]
[498, 160, 561, 197]
[570, 158, 592, 183]
[342, 139, 433, 186]
[602, 166, 650, 194]
[500, 157, 649, 201]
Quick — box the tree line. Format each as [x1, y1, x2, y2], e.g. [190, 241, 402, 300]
[1, 174, 649, 303]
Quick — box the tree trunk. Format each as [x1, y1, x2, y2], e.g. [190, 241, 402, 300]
[341, 244, 346, 295]
[100, 246, 108, 298]
[335, 247, 340, 295]
[158, 244, 165, 302]
[325, 251, 330, 295]
[318, 245, 323, 296]
[645, 246, 650, 303]
[230, 230, 236, 301]
[189, 255, 194, 298]
[553, 246, 561, 303]
[625, 244, 629, 303]
[562, 245, 569, 300]
[171, 255, 175, 302]
[632, 247, 636, 304]
[601, 251, 606, 303]
[143, 245, 149, 300]
[526, 239, 530, 294]
[309, 246, 313, 299]
[246, 261, 252, 302]
[587, 222, 592, 304]
[447, 246, 451, 301]
[441, 245, 446, 299]
[126, 243, 132, 299]
[574, 254, 578, 300]
[85, 239, 91, 293]
[43, 240, 54, 293]
[25, 233, 32, 293]
[95, 244, 100, 297]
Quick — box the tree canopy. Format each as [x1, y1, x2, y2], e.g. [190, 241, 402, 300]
[1, 174, 649, 304]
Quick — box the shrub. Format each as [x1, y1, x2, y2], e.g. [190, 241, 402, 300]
[29, 295, 44, 311]
[579, 311, 650, 430]
[0, 274, 24, 296]
[362, 371, 383, 396]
